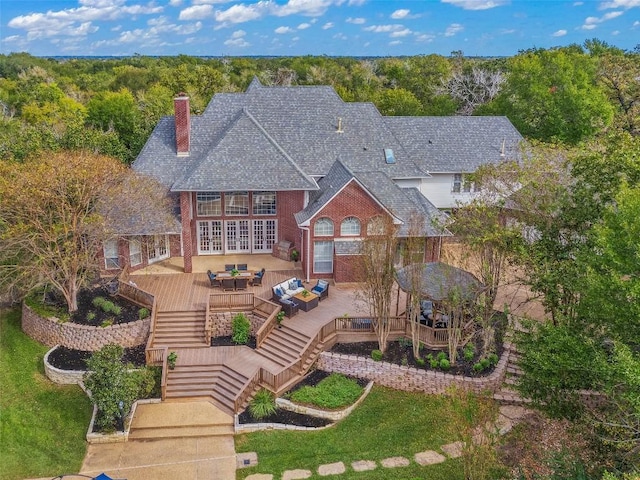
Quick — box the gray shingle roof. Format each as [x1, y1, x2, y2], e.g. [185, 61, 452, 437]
[396, 262, 484, 302]
[385, 116, 523, 173]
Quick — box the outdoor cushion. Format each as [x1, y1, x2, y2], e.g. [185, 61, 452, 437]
[289, 280, 298, 290]
[297, 279, 303, 288]
[275, 287, 283, 297]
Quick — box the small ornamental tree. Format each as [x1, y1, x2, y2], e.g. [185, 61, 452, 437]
[83, 344, 154, 432]
[0, 150, 175, 313]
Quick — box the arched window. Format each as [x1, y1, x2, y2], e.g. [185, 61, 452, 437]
[314, 217, 334, 236]
[367, 216, 386, 236]
[341, 216, 361, 236]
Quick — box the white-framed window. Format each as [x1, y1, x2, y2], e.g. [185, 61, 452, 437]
[103, 239, 119, 269]
[340, 216, 361, 236]
[225, 191, 249, 215]
[252, 191, 276, 215]
[129, 237, 142, 266]
[453, 173, 473, 193]
[196, 192, 221, 216]
[367, 216, 386, 236]
[314, 217, 334, 236]
[314, 241, 334, 273]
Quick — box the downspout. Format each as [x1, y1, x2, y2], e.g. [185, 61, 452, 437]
[300, 226, 311, 283]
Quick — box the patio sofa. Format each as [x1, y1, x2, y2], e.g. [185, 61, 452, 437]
[272, 277, 305, 302]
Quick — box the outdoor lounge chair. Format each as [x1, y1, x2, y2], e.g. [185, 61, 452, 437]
[207, 270, 220, 288]
[311, 279, 329, 301]
[279, 298, 299, 317]
[225, 264, 235, 272]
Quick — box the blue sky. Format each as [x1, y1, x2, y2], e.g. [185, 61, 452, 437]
[1, 0, 638, 57]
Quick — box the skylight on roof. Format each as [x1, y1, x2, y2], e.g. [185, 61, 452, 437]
[384, 148, 396, 164]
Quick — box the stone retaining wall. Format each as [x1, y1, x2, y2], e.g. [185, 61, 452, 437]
[211, 311, 265, 338]
[316, 350, 509, 395]
[44, 345, 85, 384]
[22, 303, 151, 351]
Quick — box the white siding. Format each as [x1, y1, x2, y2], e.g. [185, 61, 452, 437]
[419, 174, 477, 209]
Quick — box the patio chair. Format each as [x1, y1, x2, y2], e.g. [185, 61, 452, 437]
[251, 268, 265, 286]
[235, 277, 248, 291]
[279, 298, 299, 318]
[206, 270, 220, 288]
[310, 279, 329, 301]
[221, 277, 235, 291]
[237, 263, 248, 271]
[224, 264, 235, 272]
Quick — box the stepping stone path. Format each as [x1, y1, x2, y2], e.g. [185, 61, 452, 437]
[282, 469, 312, 480]
[242, 405, 532, 478]
[318, 462, 345, 476]
[381, 456, 410, 468]
[351, 460, 377, 472]
[414, 450, 446, 466]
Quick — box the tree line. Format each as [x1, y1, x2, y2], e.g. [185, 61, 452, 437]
[1, 39, 638, 164]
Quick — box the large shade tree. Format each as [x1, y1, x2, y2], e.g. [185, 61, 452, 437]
[0, 150, 176, 313]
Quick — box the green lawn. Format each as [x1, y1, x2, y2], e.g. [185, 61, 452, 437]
[0, 308, 92, 480]
[235, 386, 467, 479]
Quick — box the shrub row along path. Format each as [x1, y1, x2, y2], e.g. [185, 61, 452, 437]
[241, 405, 530, 479]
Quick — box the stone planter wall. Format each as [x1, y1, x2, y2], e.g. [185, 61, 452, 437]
[43, 345, 85, 384]
[22, 303, 151, 351]
[316, 350, 509, 395]
[211, 311, 265, 338]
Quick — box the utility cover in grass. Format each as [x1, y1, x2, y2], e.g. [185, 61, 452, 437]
[288, 373, 363, 409]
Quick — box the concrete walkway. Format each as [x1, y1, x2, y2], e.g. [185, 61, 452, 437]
[79, 402, 236, 480]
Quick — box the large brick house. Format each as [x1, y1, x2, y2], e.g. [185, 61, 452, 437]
[106, 78, 522, 282]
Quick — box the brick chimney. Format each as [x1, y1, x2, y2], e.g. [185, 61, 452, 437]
[174, 93, 190, 156]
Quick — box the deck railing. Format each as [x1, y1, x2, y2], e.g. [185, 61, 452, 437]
[208, 292, 254, 311]
[160, 347, 168, 400]
[234, 369, 261, 413]
[254, 299, 280, 348]
[117, 280, 155, 308]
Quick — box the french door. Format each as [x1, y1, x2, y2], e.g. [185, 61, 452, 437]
[252, 219, 277, 253]
[225, 220, 250, 253]
[197, 219, 277, 254]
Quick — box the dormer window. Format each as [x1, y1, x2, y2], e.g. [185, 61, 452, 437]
[384, 148, 396, 164]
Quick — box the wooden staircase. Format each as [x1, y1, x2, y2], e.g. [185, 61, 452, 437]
[493, 326, 532, 406]
[153, 310, 208, 348]
[257, 325, 311, 367]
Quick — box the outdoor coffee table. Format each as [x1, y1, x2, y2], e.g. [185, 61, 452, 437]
[293, 291, 319, 312]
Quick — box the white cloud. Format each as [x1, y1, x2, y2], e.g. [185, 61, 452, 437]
[391, 9, 410, 19]
[215, 3, 269, 24]
[390, 28, 411, 37]
[441, 0, 509, 10]
[634, 20, 640, 26]
[346, 17, 366, 24]
[389, 40, 402, 45]
[363, 24, 405, 33]
[224, 29, 249, 47]
[348, 0, 366, 5]
[275, 25, 295, 33]
[274, 0, 338, 17]
[298, 22, 311, 29]
[7, 1, 163, 40]
[582, 10, 623, 28]
[612, 29, 620, 34]
[573, 1, 584, 5]
[599, 0, 640, 9]
[333, 32, 347, 40]
[415, 33, 435, 42]
[179, 5, 214, 20]
[169, 0, 182, 6]
[231, 29, 246, 38]
[322, 22, 334, 29]
[552, 29, 567, 36]
[444, 23, 464, 36]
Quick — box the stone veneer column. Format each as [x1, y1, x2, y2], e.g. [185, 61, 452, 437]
[180, 191, 193, 273]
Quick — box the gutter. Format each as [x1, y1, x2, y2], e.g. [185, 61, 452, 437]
[300, 226, 311, 283]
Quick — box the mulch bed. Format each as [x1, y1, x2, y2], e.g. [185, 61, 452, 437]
[211, 335, 257, 349]
[43, 285, 144, 327]
[47, 344, 147, 370]
[330, 320, 506, 377]
[238, 369, 365, 428]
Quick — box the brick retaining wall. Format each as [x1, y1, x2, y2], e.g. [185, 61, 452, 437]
[22, 304, 151, 351]
[316, 349, 509, 395]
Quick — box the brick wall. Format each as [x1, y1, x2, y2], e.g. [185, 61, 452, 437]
[22, 304, 150, 351]
[311, 181, 386, 280]
[278, 190, 304, 249]
[316, 349, 509, 395]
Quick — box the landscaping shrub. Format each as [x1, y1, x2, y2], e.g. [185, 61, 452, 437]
[371, 349, 383, 361]
[83, 344, 149, 432]
[232, 313, 251, 345]
[92, 296, 107, 309]
[488, 353, 499, 366]
[249, 389, 277, 419]
[463, 344, 475, 362]
[415, 357, 426, 367]
[290, 373, 364, 409]
[439, 358, 451, 370]
[138, 307, 150, 319]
